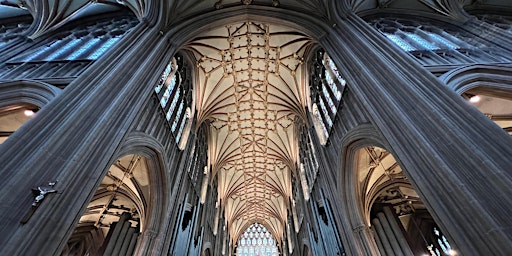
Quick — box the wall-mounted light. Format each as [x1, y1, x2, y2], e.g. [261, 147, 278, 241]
[469, 95, 481, 103]
[24, 109, 35, 117]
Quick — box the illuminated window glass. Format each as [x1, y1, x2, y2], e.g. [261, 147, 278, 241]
[309, 49, 347, 141]
[10, 15, 138, 62]
[236, 223, 278, 256]
[368, 16, 512, 65]
[154, 54, 192, 144]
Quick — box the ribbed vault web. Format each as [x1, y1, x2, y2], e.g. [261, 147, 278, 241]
[187, 22, 311, 242]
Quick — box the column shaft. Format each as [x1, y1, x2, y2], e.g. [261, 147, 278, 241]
[383, 206, 414, 256]
[0, 22, 174, 255]
[377, 212, 404, 256]
[325, 11, 512, 255]
[372, 217, 393, 256]
[104, 212, 130, 255]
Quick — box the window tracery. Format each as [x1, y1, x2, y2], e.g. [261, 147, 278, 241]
[298, 123, 319, 198]
[369, 17, 512, 65]
[309, 49, 346, 143]
[12, 16, 137, 62]
[236, 223, 279, 256]
[154, 54, 193, 145]
[0, 14, 138, 80]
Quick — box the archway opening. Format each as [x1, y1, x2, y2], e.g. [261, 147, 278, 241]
[354, 146, 456, 256]
[463, 89, 512, 135]
[0, 104, 39, 144]
[62, 154, 152, 256]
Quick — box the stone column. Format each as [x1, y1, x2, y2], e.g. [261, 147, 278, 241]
[326, 5, 512, 255]
[372, 217, 393, 256]
[377, 212, 403, 256]
[383, 206, 414, 256]
[104, 212, 131, 255]
[371, 227, 386, 256]
[0, 20, 175, 255]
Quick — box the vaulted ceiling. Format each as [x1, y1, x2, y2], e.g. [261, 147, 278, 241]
[1, 0, 512, 247]
[187, 21, 311, 242]
[1, 0, 510, 39]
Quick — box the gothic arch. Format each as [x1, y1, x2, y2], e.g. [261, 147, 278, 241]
[440, 64, 512, 96]
[111, 131, 169, 255]
[0, 79, 60, 108]
[166, 6, 329, 55]
[338, 123, 386, 255]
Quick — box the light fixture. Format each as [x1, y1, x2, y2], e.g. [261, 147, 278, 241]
[469, 95, 481, 103]
[24, 109, 35, 117]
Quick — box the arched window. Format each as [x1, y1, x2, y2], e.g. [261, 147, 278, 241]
[297, 123, 319, 200]
[368, 16, 512, 65]
[12, 16, 137, 62]
[309, 49, 347, 144]
[236, 223, 278, 256]
[154, 54, 193, 145]
[0, 14, 138, 80]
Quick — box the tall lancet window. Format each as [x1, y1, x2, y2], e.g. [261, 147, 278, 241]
[309, 49, 346, 144]
[297, 123, 319, 200]
[368, 16, 512, 65]
[236, 223, 279, 256]
[154, 54, 193, 145]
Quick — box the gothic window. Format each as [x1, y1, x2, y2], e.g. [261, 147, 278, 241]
[184, 125, 208, 187]
[309, 49, 346, 143]
[154, 54, 193, 145]
[298, 123, 319, 199]
[11, 16, 137, 62]
[0, 14, 137, 80]
[236, 223, 278, 256]
[368, 16, 512, 65]
[427, 227, 455, 256]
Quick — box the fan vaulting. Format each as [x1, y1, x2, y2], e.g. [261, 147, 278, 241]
[187, 22, 311, 242]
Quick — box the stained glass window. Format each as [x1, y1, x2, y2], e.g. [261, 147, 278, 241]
[477, 14, 512, 34]
[368, 16, 512, 65]
[10, 15, 138, 62]
[309, 49, 346, 142]
[236, 223, 278, 256]
[154, 54, 192, 144]
[427, 227, 455, 256]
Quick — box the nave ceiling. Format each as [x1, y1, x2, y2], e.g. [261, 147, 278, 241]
[1, 0, 512, 249]
[187, 21, 311, 242]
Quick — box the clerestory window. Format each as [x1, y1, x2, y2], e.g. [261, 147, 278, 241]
[476, 14, 512, 34]
[0, 19, 31, 50]
[154, 54, 193, 145]
[368, 16, 512, 65]
[309, 49, 346, 144]
[11, 16, 137, 62]
[0, 14, 138, 80]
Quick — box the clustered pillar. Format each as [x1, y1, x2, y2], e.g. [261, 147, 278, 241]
[101, 212, 140, 256]
[371, 206, 413, 256]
